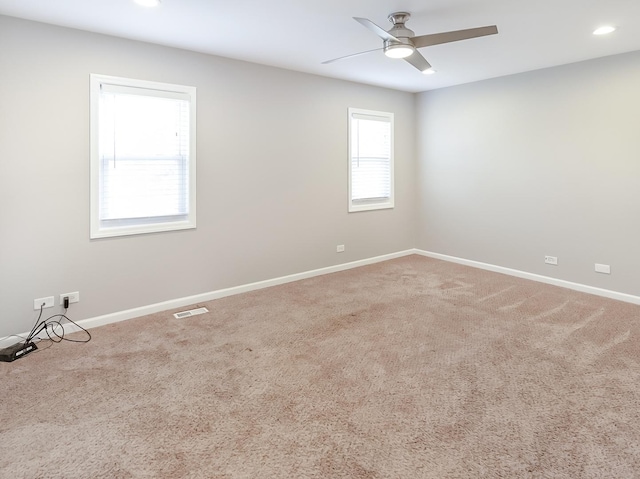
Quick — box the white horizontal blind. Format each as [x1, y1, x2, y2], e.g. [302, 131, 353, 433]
[98, 84, 190, 226]
[350, 111, 392, 207]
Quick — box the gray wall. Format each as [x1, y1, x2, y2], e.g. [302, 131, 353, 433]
[3, 14, 639, 340]
[0, 15, 417, 338]
[416, 51, 640, 296]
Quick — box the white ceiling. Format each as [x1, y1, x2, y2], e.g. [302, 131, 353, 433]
[1, 0, 639, 93]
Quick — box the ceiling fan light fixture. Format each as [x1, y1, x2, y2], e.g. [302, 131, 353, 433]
[593, 26, 616, 35]
[384, 43, 415, 59]
[134, 0, 161, 7]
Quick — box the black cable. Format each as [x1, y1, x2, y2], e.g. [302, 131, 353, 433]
[24, 304, 45, 345]
[25, 305, 91, 346]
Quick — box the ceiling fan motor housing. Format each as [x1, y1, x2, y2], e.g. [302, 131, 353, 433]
[387, 12, 415, 40]
[383, 37, 414, 51]
[383, 12, 416, 57]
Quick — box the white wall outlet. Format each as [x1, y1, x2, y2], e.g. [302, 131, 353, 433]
[595, 264, 611, 274]
[544, 256, 558, 265]
[59, 291, 80, 305]
[336, 244, 345, 253]
[34, 296, 55, 310]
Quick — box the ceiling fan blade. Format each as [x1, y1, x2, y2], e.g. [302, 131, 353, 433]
[412, 25, 498, 49]
[322, 47, 384, 65]
[353, 17, 399, 42]
[403, 50, 432, 73]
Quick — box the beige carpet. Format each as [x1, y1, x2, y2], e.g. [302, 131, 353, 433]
[1, 255, 640, 478]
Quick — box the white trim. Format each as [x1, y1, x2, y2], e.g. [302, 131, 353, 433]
[415, 249, 640, 305]
[1, 250, 415, 344]
[348, 107, 395, 213]
[89, 73, 197, 239]
[5, 248, 639, 346]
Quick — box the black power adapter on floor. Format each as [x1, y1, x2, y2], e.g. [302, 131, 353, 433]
[0, 341, 38, 362]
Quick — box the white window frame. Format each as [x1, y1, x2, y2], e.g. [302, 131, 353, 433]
[90, 74, 197, 239]
[348, 108, 395, 213]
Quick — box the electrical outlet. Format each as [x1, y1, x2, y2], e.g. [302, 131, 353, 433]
[34, 296, 55, 310]
[544, 256, 558, 265]
[595, 264, 611, 274]
[336, 244, 345, 253]
[59, 291, 80, 305]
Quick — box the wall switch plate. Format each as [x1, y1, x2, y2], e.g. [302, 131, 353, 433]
[59, 291, 80, 305]
[544, 256, 558, 265]
[336, 245, 345, 253]
[34, 296, 55, 310]
[595, 264, 611, 274]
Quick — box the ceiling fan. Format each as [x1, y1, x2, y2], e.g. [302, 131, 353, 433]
[323, 12, 498, 74]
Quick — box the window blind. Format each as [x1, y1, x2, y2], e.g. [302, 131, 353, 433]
[350, 113, 391, 204]
[98, 84, 191, 225]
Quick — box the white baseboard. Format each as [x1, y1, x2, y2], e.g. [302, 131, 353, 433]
[6, 249, 416, 341]
[5, 248, 638, 345]
[415, 249, 640, 306]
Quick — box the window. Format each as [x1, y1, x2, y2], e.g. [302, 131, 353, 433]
[348, 108, 394, 212]
[90, 74, 196, 238]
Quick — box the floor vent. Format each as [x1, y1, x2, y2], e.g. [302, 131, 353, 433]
[173, 307, 209, 319]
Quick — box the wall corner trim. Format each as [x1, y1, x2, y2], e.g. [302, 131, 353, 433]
[415, 249, 640, 306]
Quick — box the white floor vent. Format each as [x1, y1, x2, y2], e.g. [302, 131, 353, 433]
[173, 307, 209, 319]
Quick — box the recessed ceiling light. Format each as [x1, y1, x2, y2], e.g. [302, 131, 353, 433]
[593, 26, 616, 35]
[134, 0, 161, 7]
[422, 68, 436, 75]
